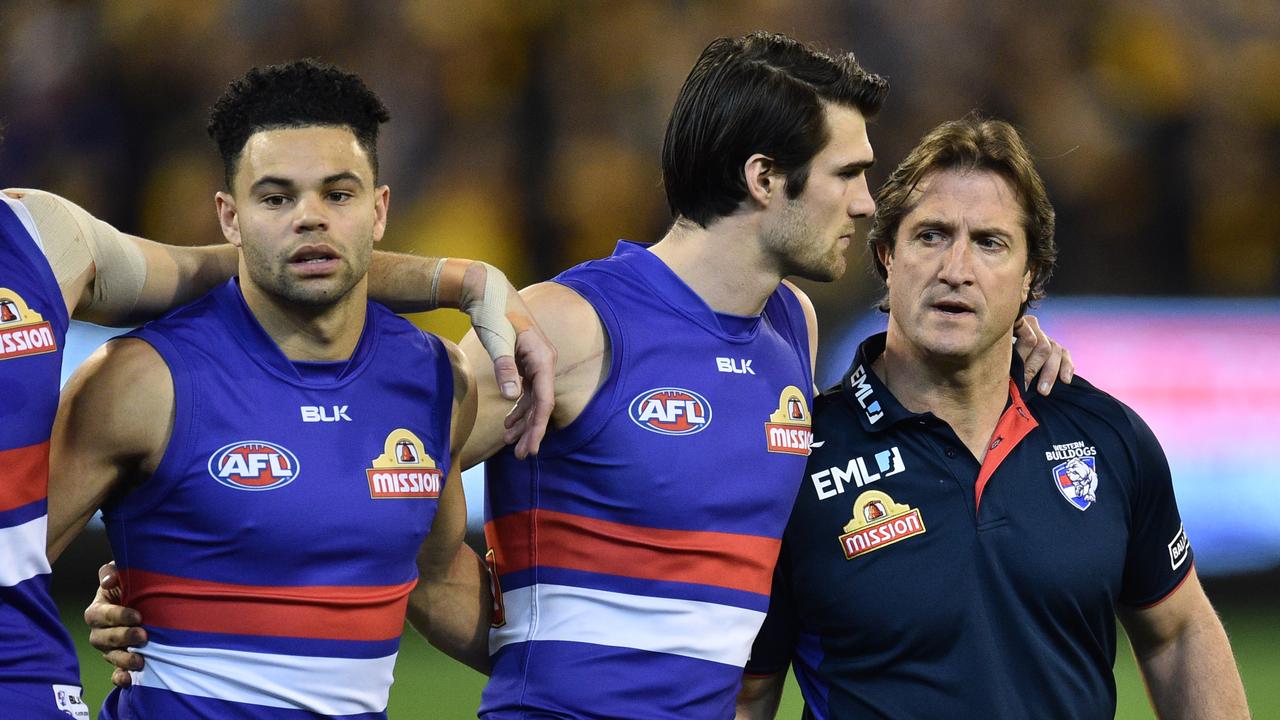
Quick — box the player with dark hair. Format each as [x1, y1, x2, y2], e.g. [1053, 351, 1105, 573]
[736, 117, 1248, 719]
[24, 59, 548, 718]
[86, 38, 1073, 718]
[0, 62, 553, 720]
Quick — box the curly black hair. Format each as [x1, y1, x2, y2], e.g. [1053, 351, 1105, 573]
[208, 59, 391, 188]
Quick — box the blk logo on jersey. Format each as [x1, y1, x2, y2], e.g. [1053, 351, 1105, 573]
[1052, 455, 1099, 511]
[765, 385, 812, 455]
[0, 288, 57, 361]
[367, 428, 442, 499]
[209, 441, 300, 491]
[839, 490, 926, 560]
[629, 387, 712, 435]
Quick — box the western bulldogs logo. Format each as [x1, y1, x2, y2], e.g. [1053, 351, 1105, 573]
[1053, 456, 1099, 511]
[629, 387, 712, 435]
[208, 441, 300, 491]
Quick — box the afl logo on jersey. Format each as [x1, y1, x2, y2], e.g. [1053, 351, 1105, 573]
[208, 441, 300, 491]
[628, 387, 712, 436]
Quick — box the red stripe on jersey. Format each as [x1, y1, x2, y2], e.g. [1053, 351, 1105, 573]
[486, 509, 780, 596]
[121, 568, 415, 642]
[0, 441, 48, 512]
[975, 379, 1040, 512]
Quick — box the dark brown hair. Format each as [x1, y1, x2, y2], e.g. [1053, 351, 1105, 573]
[662, 31, 888, 228]
[867, 115, 1056, 314]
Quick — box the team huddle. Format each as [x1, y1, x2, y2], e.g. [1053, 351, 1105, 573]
[1, 31, 1249, 720]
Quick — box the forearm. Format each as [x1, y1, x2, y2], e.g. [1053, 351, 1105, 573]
[118, 241, 238, 325]
[735, 672, 786, 720]
[407, 543, 493, 674]
[365, 253, 498, 315]
[1135, 619, 1249, 719]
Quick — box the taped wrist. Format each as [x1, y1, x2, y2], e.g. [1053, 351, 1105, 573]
[463, 262, 517, 359]
[8, 188, 146, 317]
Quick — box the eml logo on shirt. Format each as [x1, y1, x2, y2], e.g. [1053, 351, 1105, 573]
[629, 388, 711, 436]
[208, 441, 300, 491]
[847, 364, 884, 424]
[0, 288, 57, 361]
[765, 385, 812, 455]
[367, 428, 442, 499]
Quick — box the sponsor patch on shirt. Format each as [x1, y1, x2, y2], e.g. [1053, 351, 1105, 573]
[1168, 524, 1190, 570]
[838, 490, 926, 560]
[765, 385, 812, 455]
[52, 684, 89, 720]
[1051, 453, 1099, 511]
[366, 428, 442, 499]
[0, 288, 57, 361]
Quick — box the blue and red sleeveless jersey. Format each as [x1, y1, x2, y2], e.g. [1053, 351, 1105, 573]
[0, 195, 80, 692]
[98, 279, 453, 719]
[481, 241, 814, 719]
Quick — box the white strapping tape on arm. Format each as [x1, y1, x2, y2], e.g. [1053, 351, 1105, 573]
[9, 188, 147, 317]
[469, 262, 517, 360]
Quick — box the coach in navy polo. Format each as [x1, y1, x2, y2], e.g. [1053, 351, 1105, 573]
[737, 117, 1248, 719]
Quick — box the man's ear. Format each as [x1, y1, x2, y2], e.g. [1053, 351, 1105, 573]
[876, 241, 894, 286]
[215, 191, 242, 248]
[744, 153, 779, 208]
[371, 185, 390, 244]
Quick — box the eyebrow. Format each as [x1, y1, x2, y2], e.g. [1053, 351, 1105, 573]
[249, 171, 365, 194]
[838, 158, 876, 173]
[909, 216, 1016, 240]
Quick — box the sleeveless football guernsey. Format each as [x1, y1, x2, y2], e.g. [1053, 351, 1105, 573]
[482, 241, 814, 719]
[98, 280, 453, 719]
[0, 194, 86, 717]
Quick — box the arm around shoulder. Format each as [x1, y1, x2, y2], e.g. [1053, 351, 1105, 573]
[406, 339, 492, 673]
[458, 280, 607, 468]
[47, 337, 173, 560]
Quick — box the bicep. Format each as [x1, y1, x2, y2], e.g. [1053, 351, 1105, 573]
[1118, 568, 1211, 657]
[47, 338, 172, 559]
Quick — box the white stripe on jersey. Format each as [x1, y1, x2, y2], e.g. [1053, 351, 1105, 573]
[490, 583, 766, 667]
[0, 514, 51, 586]
[131, 641, 397, 715]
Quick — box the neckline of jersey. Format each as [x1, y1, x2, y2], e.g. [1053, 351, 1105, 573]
[216, 278, 380, 389]
[612, 240, 764, 342]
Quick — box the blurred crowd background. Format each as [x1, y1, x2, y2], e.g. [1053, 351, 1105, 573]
[3, 2, 1278, 716]
[4, 0, 1278, 345]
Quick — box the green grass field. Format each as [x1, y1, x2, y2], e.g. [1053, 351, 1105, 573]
[64, 605, 1278, 718]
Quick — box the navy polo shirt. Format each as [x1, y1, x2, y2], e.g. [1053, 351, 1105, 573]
[747, 333, 1193, 720]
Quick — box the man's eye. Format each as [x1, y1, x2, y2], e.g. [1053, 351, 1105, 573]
[328, 191, 354, 202]
[262, 195, 288, 207]
[919, 230, 944, 243]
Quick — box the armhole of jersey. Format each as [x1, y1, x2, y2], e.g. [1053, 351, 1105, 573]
[0, 194, 70, 333]
[769, 282, 815, 391]
[100, 329, 194, 522]
[425, 330, 455, 480]
[537, 277, 626, 457]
